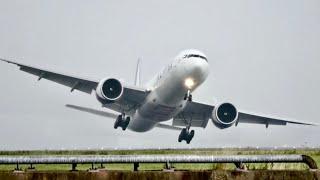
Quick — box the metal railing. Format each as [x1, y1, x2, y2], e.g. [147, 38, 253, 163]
[0, 154, 317, 171]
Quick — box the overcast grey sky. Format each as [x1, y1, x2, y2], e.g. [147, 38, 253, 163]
[0, 0, 319, 150]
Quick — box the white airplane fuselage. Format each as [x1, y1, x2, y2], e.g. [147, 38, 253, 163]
[126, 50, 209, 132]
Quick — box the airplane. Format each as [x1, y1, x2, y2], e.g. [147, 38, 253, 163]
[0, 49, 316, 144]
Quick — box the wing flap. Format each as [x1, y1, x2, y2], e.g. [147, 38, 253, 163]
[173, 101, 214, 128]
[120, 86, 149, 105]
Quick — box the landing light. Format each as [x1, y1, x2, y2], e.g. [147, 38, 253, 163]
[184, 78, 195, 89]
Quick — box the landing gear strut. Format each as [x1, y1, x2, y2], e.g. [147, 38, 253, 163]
[184, 90, 192, 101]
[178, 128, 195, 144]
[114, 113, 130, 131]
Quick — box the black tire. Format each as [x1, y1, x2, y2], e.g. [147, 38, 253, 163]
[181, 128, 187, 136]
[119, 117, 130, 131]
[178, 131, 184, 142]
[125, 117, 130, 126]
[186, 139, 191, 144]
[179, 128, 187, 142]
[114, 121, 119, 129]
[114, 115, 121, 129]
[186, 130, 195, 144]
[190, 130, 195, 138]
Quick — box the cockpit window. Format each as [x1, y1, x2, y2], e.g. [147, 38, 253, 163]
[183, 54, 208, 62]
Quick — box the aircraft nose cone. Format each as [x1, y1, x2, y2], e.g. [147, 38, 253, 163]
[192, 59, 209, 81]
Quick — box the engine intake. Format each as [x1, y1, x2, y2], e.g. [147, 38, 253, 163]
[96, 78, 123, 101]
[211, 103, 238, 129]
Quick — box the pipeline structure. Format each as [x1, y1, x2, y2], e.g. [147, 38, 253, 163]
[0, 154, 317, 171]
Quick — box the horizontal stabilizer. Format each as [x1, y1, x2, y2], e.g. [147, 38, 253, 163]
[66, 104, 118, 119]
[66, 104, 182, 131]
[155, 123, 183, 131]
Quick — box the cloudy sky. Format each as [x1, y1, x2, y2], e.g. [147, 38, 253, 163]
[0, 0, 319, 150]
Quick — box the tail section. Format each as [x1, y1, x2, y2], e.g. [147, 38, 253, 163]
[134, 58, 141, 86]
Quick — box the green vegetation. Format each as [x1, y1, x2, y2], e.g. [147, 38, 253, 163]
[0, 148, 319, 171]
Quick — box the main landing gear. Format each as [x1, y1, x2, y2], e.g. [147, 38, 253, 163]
[184, 90, 192, 101]
[180, 90, 195, 144]
[114, 113, 130, 131]
[178, 128, 195, 144]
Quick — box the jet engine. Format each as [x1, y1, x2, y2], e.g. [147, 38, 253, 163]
[211, 103, 238, 129]
[96, 78, 124, 101]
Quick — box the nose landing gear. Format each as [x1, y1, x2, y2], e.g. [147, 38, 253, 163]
[178, 128, 195, 144]
[114, 113, 130, 131]
[184, 90, 192, 101]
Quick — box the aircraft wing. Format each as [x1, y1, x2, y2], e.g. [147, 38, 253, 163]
[0, 58, 149, 111]
[237, 112, 316, 126]
[173, 101, 316, 128]
[0, 58, 98, 94]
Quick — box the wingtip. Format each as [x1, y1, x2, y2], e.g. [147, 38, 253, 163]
[302, 121, 318, 126]
[0, 58, 17, 65]
[294, 122, 318, 126]
[65, 104, 79, 109]
[0, 58, 8, 63]
[65, 104, 76, 108]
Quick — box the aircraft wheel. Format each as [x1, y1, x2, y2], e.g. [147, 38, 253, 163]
[178, 128, 187, 143]
[186, 130, 195, 144]
[181, 128, 187, 135]
[178, 135, 182, 142]
[183, 94, 187, 100]
[121, 117, 130, 131]
[190, 130, 195, 138]
[182, 129, 188, 138]
[186, 139, 191, 144]
[125, 117, 130, 126]
[114, 115, 122, 129]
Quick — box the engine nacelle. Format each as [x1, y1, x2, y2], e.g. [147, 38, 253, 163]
[96, 78, 124, 101]
[211, 103, 238, 129]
